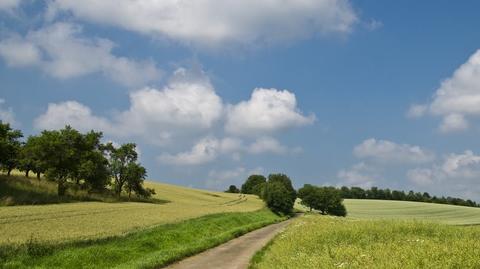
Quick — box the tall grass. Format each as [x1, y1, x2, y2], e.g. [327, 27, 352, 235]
[1, 209, 284, 269]
[251, 214, 480, 269]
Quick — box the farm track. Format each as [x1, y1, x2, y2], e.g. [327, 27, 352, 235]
[164, 217, 295, 269]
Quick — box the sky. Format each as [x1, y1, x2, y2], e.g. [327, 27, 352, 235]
[2, 0, 480, 200]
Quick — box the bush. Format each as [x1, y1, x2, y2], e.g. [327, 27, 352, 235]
[263, 181, 295, 215]
[225, 185, 240, 193]
[241, 175, 266, 196]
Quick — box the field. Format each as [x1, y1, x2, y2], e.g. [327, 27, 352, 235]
[0, 178, 264, 245]
[2, 209, 283, 269]
[251, 214, 480, 269]
[344, 199, 480, 225]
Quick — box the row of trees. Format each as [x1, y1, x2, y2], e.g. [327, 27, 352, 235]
[338, 186, 478, 208]
[298, 185, 346, 216]
[0, 121, 153, 198]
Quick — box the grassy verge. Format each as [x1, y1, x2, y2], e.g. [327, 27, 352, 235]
[250, 213, 480, 269]
[1, 209, 285, 269]
[0, 175, 167, 206]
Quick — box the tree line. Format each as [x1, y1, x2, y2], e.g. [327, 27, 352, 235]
[229, 174, 347, 217]
[0, 121, 153, 198]
[338, 186, 479, 208]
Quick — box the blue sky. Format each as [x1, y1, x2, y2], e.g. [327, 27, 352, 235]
[2, 0, 480, 199]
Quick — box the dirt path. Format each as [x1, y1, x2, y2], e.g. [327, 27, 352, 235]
[164, 218, 293, 269]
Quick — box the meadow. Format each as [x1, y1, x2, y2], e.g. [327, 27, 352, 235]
[0, 177, 264, 245]
[250, 214, 480, 269]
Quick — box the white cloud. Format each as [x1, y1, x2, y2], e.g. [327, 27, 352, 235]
[206, 166, 264, 190]
[0, 99, 16, 126]
[247, 136, 288, 155]
[34, 101, 111, 132]
[0, 0, 21, 11]
[158, 137, 221, 165]
[0, 23, 161, 87]
[117, 68, 223, 144]
[353, 138, 435, 164]
[337, 162, 377, 188]
[48, 0, 357, 48]
[226, 88, 315, 136]
[409, 49, 480, 132]
[407, 150, 480, 199]
[406, 104, 427, 118]
[439, 114, 469, 133]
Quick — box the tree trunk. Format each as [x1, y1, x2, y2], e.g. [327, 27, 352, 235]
[25, 170, 30, 178]
[7, 168, 12, 176]
[37, 172, 41, 180]
[58, 179, 67, 196]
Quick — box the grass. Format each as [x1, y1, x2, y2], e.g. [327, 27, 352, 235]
[0, 178, 264, 245]
[1, 209, 285, 269]
[250, 213, 480, 269]
[344, 199, 480, 225]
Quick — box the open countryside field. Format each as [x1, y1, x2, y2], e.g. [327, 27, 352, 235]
[251, 214, 480, 269]
[344, 199, 480, 225]
[0, 180, 264, 245]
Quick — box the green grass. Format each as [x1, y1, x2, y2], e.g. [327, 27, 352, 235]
[1, 209, 284, 269]
[250, 214, 480, 269]
[344, 199, 480, 225]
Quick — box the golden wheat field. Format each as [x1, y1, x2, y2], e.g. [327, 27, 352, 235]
[0, 181, 264, 245]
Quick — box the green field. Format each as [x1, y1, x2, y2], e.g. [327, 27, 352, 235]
[253, 200, 480, 268]
[0, 179, 264, 245]
[251, 214, 480, 269]
[344, 199, 480, 225]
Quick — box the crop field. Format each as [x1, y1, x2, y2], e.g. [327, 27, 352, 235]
[0, 180, 264, 245]
[344, 199, 480, 225]
[251, 214, 480, 269]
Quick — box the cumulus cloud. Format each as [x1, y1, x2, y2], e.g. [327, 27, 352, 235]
[47, 0, 357, 48]
[407, 150, 480, 199]
[247, 137, 288, 155]
[0, 99, 16, 126]
[206, 166, 264, 190]
[226, 88, 315, 136]
[0, 23, 161, 87]
[34, 101, 111, 132]
[337, 162, 377, 188]
[353, 138, 435, 164]
[409, 49, 480, 133]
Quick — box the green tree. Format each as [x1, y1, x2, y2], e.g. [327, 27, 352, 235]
[263, 181, 295, 215]
[105, 142, 149, 197]
[298, 184, 320, 211]
[18, 135, 45, 179]
[241, 174, 266, 196]
[225, 185, 240, 193]
[267, 174, 296, 202]
[0, 121, 23, 176]
[123, 162, 148, 199]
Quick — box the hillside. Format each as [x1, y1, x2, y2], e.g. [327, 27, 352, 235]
[344, 199, 480, 225]
[0, 178, 264, 245]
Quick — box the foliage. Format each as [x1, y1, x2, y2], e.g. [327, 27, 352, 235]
[0, 209, 284, 269]
[0, 122, 23, 176]
[339, 185, 478, 208]
[241, 174, 266, 196]
[225, 185, 240, 193]
[298, 184, 347, 216]
[251, 214, 480, 269]
[260, 174, 296, 215]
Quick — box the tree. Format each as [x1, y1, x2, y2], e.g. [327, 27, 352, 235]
[18, 135, 45, 179]
[225, 185, 240, 193]
[267, 174, 296, 202]
[0, 121, 23, 176]
[123, 162, 148, 199]
[263, 181, 295, 215]
[105, 142, 149, 197]
[36, 126, 85, 196]
[241, 175, 266, 196]
[298, 184, 320, 211]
